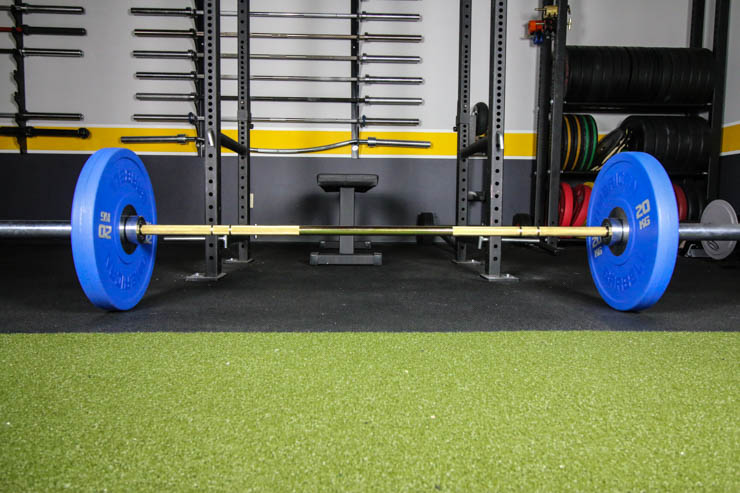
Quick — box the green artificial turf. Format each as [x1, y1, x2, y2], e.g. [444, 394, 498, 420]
[0, 332, 737, 492]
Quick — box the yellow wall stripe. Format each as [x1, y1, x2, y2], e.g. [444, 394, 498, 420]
[721, 123, 740, 154]
[0, 125, 736, 157]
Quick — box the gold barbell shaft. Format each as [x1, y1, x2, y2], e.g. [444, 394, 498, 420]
[138, 224, 611, 238]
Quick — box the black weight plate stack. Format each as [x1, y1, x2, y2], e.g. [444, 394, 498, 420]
[693, 116, 711, 172]
[654, 117, 671, 168]
[592, 46, 610, 102]
[644, 48, 662, 101]
[684, 50, 700, 102]
[565, 47, 583, 100]
[627, 47, 651, 100]
[683, 117, 699, 173]
[604, 46, 625, 101]
[664, 117, 679, 170]
[656, 48, 674, 103]
[687, 49, 704, 102]
[644, 117, 660, 161]
[671, 48, 691, 103]
[697, 48, 716, 103]
[613, 47, 632, 101]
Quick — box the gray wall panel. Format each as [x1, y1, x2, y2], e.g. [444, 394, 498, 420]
[1, 155, 533, 240]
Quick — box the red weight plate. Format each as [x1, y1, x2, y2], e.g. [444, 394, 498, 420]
[672, 182, 688, 222]
[571, 184, 592, 226]
[559, 182, 574, 227]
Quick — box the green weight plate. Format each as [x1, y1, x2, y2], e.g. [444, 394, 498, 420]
[578, 115, 590, 171]
[570, 114, 583, 171]
[584, 115, 598, 170]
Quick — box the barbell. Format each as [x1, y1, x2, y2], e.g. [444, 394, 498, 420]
[0, 149, 738, 312]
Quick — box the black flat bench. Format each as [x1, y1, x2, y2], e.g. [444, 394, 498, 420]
[310, 173, 383, 266]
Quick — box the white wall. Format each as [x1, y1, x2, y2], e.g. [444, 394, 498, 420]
[723, 0, 739, 126]
[0, 0, 733, 136]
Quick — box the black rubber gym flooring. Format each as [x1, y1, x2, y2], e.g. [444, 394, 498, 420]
[1, 242, 738, 332]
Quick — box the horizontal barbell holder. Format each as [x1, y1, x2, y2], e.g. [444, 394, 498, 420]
[132, 114, 421, 126]
[133, 29, 423, 43]
[134, 92, 423, 105]
[0, 4, 84, 14]
[135, 72, 423, 85]
[131, 50, 421, 64]
[0, 48, 83, 57]
[118, 135, 431, 153]
[0, 112, 83, 121]
[130, 8, 420, 22]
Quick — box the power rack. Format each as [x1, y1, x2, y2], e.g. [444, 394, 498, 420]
[454, 0, 512, 280]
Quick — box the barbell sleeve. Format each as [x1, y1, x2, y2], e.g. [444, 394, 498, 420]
[0, 48, 83, 57]
[0, 112, 83, 121]
[677, 224, 740, 241]
[0, 25, 86, 36]
[120, 135, 197, 145]
[0, 126, 89, 138]
[0, 221, 71, 239]
[0, 4, 84, 14]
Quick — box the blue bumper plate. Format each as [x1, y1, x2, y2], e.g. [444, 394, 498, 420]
[71, 148, 157, 310]
[587, 152, 678, 311]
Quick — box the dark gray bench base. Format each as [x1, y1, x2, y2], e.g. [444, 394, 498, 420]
[309, 252, 383, 266]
